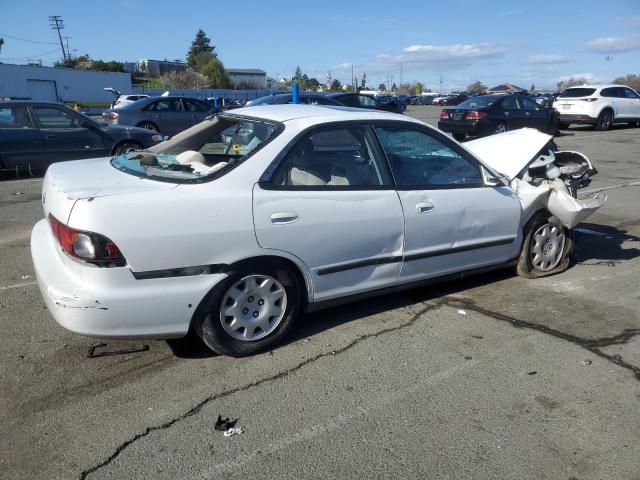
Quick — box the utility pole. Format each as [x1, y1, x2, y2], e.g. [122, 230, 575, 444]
[49, 15, 67, 61]
[439, 75, 443, 94]
[400, 63, 403, 91]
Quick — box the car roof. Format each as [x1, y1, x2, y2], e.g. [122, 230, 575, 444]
[565, 84, 621, 89]
[0, 100, 67, 107]
[222, 104, 415, 123]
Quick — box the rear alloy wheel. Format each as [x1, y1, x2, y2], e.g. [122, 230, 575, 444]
[113, 141, 141, 155]
[196, 262, 301, 357]
[595, 110, 612, 131]
[493, 122, 508, 134]
[517, 212, 573, 278]
[137, 121, 159, 132]
[452, 132, 466, 142]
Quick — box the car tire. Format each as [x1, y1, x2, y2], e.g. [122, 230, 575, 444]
[137, 121, 159, 132]
[493, 122, 508, 134]
[195, 261, 302, 357]
[516, 212, 573, 279]
[452, 132, 466, 141]
[558, 122, 570, 130]
[113, 141, 142, 155]
[595, 110, 613, 131]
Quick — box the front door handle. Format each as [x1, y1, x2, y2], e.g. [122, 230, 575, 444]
[45, 135, 57, 139]
[416, 202, 435, 213]
[270, 212, 299, 224]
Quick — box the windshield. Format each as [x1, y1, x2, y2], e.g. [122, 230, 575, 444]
[456, 95, 500, 108]
[111, 114, 281, 183]
[558, 88, 596, 98]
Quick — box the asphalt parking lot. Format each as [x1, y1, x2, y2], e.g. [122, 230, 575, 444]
[1, 105, 639, 480]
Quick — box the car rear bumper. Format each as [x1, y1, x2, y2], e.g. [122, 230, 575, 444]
[559, 114, 597, 125]
[438, 120, 484, 135]
[31, 219, 227, 339]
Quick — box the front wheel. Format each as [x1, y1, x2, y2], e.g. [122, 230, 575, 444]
[196, 262, 301, 357]
[113, 141, 142, 155]
[517, 212, 573, 278]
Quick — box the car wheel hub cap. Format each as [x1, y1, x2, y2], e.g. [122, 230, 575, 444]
[219, 274, 287, 341]
[530, 224, 565, 272]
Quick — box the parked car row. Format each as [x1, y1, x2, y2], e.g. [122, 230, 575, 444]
[0, 101, 162, 173]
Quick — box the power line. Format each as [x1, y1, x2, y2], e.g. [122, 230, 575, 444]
[0, 32, 58, 45]
[0, 47, 61, 60]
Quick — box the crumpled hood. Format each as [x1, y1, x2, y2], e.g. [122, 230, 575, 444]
[45, 157, 177, 201]
[464, 128, 553, 180]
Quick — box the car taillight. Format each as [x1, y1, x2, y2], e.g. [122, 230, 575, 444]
[439, 110, 450, 120]
[48, 214, 125, 267]
[465, 111, 488, 120]
[103, 111, 119, 120]
[581, 98, 598, 102]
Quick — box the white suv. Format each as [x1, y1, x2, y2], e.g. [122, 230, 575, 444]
[553, 84, 640, 130]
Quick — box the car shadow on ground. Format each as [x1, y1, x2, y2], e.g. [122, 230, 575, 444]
[572, 222, 640, 265]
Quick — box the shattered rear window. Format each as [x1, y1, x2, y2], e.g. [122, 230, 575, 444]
[111, 114, 282, 183]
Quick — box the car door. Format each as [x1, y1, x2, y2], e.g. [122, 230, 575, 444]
[621, 87, 640, 118]
[499, 96, 526, 130]
[373, 124, 522, 283]
[253, 123, 405, 302]
[182, 98, 212, 125]
[0, 105, 46, 171]
[142, 98, 186, 136]
[520, 96, 549, 131]
[31, 106, 109, 164]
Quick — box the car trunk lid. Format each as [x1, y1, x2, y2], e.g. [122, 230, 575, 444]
[42, 157, 177, 223]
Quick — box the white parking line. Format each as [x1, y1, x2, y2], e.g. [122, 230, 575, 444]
[580, 180, 640, 196]
[0, 281, 38, 291]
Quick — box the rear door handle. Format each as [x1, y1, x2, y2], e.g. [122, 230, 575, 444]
[416, 202, 435, 213]
[270, 212, 299, 224]
[45, 135, 56, 139]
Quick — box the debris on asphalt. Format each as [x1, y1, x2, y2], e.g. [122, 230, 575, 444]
[223, 427, 245, 437]
[215, 415, 238, 431]
[463, 356, 472, 360]
[527, 371, 537, 375]
[14, 192, 24, 195]
[21, 274, 32, 280]
[457, 309, 467, 315]
[471, 335, 483, 339]
[582, 359, 593, 365]
[86, 342, 149, 358]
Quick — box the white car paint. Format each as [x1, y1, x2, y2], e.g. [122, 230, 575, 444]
[552, 84, 640, 126]
[31, 104, 606, 341]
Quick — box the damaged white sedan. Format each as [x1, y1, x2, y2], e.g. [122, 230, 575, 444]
[31, 105, 606, 356]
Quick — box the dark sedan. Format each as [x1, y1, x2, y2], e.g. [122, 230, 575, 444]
[0, 101, 162, 174]
[438, 94, 559, 141]
[245, 94, 343, 107]
[326, 93, 406, 113]
[102, 96, 216, 137]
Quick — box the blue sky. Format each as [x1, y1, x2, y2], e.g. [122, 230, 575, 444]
[1, 0, 639, 91]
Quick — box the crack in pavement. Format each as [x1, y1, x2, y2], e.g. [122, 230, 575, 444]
[438, 296, 640, 380]
[78, 301, 443, 480]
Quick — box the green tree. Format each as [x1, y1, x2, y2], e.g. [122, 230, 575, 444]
[415, 82, 423, 95]
[306, 77, 320, 92]
[91, 60, 125, 72]
[201, 57, 231, 88]
[294, 65, 302, 79]
[329, 79, 342, 91]
[612, 74, 640, 91]
[0, 37, 4, 53]
[466, 81, 487, 95]
[556, 76, 588, 91]
[187, 29, 215, 67]
[378, 83, 386, 91]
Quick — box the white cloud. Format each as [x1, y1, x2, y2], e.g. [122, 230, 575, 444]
[558, 72, 606, 84]
[373, 43, 504, 70]
[528, 54, 568, 65]
[584, 33, 640, 53]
